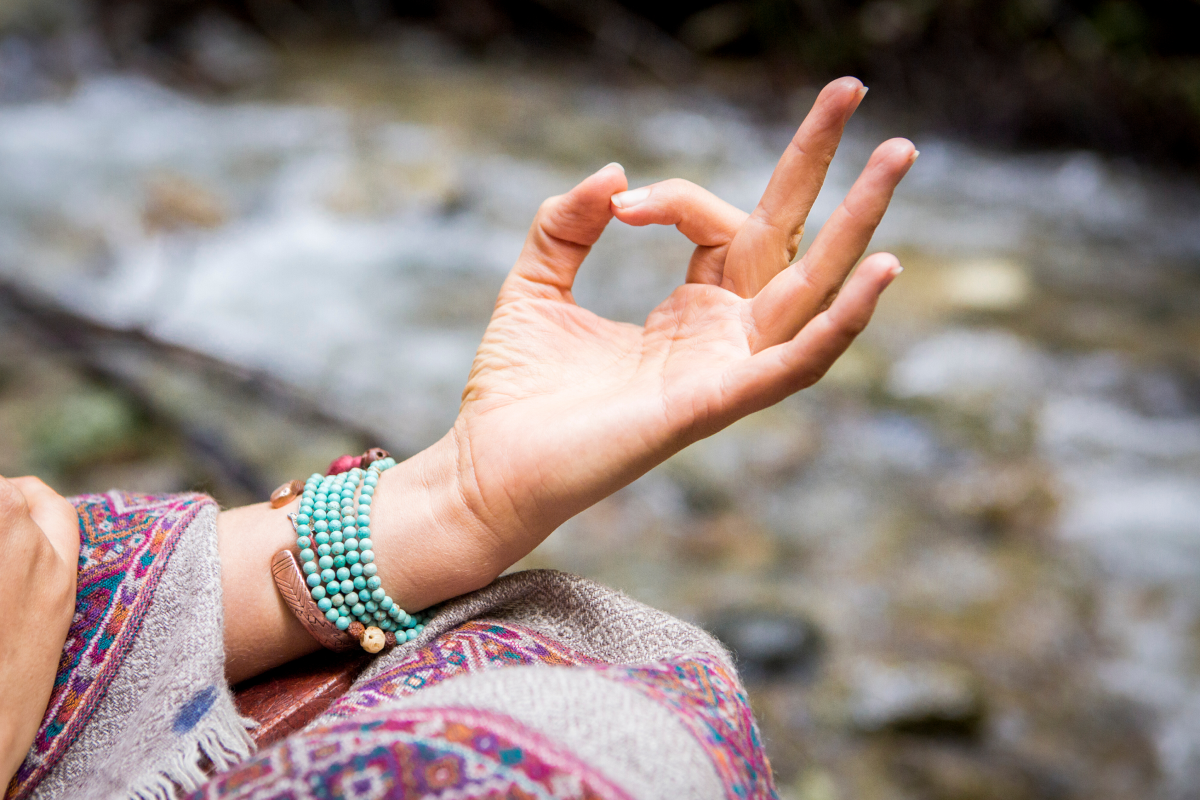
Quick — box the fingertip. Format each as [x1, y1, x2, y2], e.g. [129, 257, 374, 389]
[610, 185, 651, 211]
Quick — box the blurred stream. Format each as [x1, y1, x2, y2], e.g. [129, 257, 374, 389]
[2, 36, 1199, 800]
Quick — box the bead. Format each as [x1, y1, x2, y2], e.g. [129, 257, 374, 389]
[318, 555, 334, 570]
[336, 616, 350, 630]
[363, 564, 378, 577]
[326, 581, 340, 595]
[328, 518, 341, 530]
[322, 568, 336, 582]
[363, 447, 391, 464]
[366, 576, 381, 590]
[317, 598, 332, 612]
[299, 548, 315, 562]
[314, 509, 327, 521]
[331, 593, 344, 606]
[361, 485, 374, 496]
[299, 504, 313, 515]
[296, 524, 311, 536]
[373, 610, 386, 621]
[352, 576, 366, 591]
[344, 538, 358, 551]
[331, 542, 345, 556]
[346, 551, 360, 565]
[371, 588, 386, 602]
[340, 579, 354, 594]
[349, 563, 363, 577]
[358, 527, 371, 538]
[352, 603, 366, 617]
[357, 515, 371, 526]
[359, 495, 373, 506]
[336, 567, 350, 581]
[270, 479, 304, 508]
[333, 555, 347, 568]
[311, 585, 327, 600]
[384, 631, 397, 647]
[314, 532, 329, 545]
[316, 544, 331, 557]
[360, 551, 374, 564]
[342, 525, 357, 537]
[327, 454, 360, 475]
[361, 626, 386, 653]
[380, 596, 393, 610]
[329, 530, 343, 544]
[345, 591, 359, 605]
[297, 536, 312, 549]
[296, 513, 310, 524]
[406, 628, 419, 641]
[359, 538, 374, 552]
[314, 521, 328, 533]
[325, 609, 339, 622]
[338, 605, 350, 617]
[302, 561, 318, 575]
[306, 573, 321, 588]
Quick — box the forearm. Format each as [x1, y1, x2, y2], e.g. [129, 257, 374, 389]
[217, 431, 496, 684]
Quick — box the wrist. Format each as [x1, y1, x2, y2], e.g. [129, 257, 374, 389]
[369, 431, 505, 611]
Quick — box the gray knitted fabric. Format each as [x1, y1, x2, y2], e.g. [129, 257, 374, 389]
[320, 569, 747, 799]
[26, 501, 764, 799]
[29, 503, 254, 800]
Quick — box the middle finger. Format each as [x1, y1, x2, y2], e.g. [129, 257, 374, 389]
[723, 76, 868, 298]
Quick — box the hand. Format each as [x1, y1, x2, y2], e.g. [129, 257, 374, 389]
[0, 477, 80, 787]
[217, 77, 914, 679]
[447, 77, 916, 566]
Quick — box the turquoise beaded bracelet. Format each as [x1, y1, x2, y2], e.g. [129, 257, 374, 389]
[277, 452, 426, 653]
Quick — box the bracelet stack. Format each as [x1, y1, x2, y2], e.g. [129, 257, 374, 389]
[271, 448, 427, 654]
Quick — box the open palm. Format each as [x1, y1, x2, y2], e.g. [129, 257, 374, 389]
[451, 78, 916, 557]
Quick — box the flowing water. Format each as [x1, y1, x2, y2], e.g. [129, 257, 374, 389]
[2, 36, 1199, 800]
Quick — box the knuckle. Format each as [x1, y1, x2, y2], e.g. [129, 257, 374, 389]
[0, 478, 29, 519]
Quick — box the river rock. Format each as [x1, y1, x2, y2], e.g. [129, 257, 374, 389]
[707, 610, 823, 683]
[848, 660, 984, 736]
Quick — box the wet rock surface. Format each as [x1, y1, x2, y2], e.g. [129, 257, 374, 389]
[0, 35, 1198, 799]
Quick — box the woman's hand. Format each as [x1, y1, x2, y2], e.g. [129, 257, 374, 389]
[444, 76, 914, 566]
[0, 477, 80, 788]
[218, 76, 914, 680]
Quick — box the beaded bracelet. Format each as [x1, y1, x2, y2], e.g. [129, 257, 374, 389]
[270, 449, 426, 654]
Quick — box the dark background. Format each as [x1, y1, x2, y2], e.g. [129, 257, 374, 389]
[72, 0, 1200, 167]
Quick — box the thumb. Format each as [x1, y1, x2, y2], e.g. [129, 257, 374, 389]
[499, 162, 627, 304]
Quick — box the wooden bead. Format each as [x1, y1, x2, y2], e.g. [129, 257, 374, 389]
[384, 631, 397, 648]
[361, 626, 386, 654]
[348, 621, 365, 640]
[270, 480, 305, 509]
[362, 447, 390, 464]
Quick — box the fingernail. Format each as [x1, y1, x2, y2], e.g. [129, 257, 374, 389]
[602, 162, 625, 174]
[611, 186, 650, 209]
[885, 263, 904, 284]
[911, 149, 920, 162]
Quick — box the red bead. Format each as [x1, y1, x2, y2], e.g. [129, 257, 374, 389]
[326, 455, 360, 475]
[348, 621, 365, 640]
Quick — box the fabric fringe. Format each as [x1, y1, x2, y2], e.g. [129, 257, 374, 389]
[127, 705, 256, 800]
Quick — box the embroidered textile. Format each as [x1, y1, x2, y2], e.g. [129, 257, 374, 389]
[8, 492, 210, 800]
[190, 707, 635, 800]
